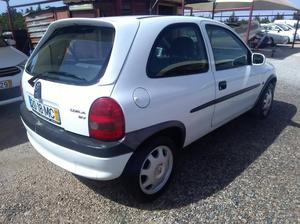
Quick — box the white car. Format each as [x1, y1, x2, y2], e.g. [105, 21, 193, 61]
[277, 23, 300, 40]
[274, 19, 299, 28]
[261, 23, 295, 43]
[20, 16, 276, 201]
[0, 37, 27, 106]
[2, 31, 16, 46]
[257, 30, 289, 45]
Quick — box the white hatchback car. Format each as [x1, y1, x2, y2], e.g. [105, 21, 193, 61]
[261, 23, 295, 43]
[0, 37, 27, 106]
[21, 16, 276, 201]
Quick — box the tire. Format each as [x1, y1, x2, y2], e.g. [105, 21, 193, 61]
[270, 38, 275, 47]
[123, 136, 177, 202]
[253, 82, 275, 119]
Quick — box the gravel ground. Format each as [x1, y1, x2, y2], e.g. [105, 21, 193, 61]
[0, 45, 300, 223]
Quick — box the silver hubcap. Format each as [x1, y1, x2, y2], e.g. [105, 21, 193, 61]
[139, 146, 173, 194]
[262, 87, 273, 116]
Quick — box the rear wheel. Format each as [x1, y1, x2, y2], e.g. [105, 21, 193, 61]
[123, 136, 177, 202]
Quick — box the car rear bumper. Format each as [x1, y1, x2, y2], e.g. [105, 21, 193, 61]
[20, 103, 133, 180]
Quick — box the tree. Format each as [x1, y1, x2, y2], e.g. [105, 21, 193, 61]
[0, 9, 25, 31]
[37, 4, 42, 12]
[25, 7, 34, 14]
[227, 12, 238, 23]
[254, 15, 261, 23]
[260, 17, 270, 24]
[273, 12, 284, 21]
[293, 12, 300, 20]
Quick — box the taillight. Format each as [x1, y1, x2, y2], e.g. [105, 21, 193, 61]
[89, 97, 125, 141]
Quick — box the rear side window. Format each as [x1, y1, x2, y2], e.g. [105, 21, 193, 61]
[26, 25, 115, 85]
[206, 24, 251, 71]
[147, 23, 209, 78]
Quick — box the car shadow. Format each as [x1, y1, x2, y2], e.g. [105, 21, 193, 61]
[75, 100, 298, 209]
[0, 101, 28, 150]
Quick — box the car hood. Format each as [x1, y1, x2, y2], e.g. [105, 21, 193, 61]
[0, 46, 27, 68]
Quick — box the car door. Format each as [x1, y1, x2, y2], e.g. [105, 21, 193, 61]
[202, 23, 262, 127]
[113, 21, 216, 146]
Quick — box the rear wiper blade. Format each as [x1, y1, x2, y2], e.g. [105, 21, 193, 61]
[46, 71, 87, 81]
[28, 73, 43, 87]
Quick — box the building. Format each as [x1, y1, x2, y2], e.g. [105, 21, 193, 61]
[63, 0, 184, 17]
[25, 7, 69, 47]
[25, 0, 185, 47]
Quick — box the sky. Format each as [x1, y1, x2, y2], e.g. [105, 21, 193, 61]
[0, 0, 65, 13]
[0, 0, 300, 16]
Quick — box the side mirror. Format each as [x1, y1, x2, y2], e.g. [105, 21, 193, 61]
[252, 53, 266, 65]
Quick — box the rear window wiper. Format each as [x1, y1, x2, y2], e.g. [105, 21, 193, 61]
[45, 71, 87, 81]
[28, 73, 44, 87]
[28, 71, 87, 87]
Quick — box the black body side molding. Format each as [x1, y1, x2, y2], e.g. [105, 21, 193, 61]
[191, 83, 261, 113]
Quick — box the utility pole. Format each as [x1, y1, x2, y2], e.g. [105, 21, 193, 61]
[245, 0, 255, 43]
[292, 11, 300, 49]
[211, 0, 216, 19]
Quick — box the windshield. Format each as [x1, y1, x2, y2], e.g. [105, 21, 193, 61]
[276, 24, 291, 31]
[0, 37, 8, 47]
[26, 25, 115, 85]
[286, 24, 295, 29]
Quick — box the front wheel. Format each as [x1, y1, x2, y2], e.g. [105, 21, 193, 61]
[123, 136, 177, 202]
[253, 82, 275, 119]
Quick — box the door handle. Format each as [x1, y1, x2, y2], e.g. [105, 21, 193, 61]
[219, 81, 227, 91]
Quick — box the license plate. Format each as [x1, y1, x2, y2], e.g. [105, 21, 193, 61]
[28, 95, 61, 124]
[0, 80, 12, 89]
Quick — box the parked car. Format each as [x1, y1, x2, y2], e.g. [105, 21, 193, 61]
[275, 23, 300, 40]
[227, 20, 261, 40]
[2, 31, 16, 46]
[20, 16, 277, 201]
[261, 23, 295, 43]
[0, 37, 27, 106]
[274, 19, 299, 29]
[258, 30, 289, 45]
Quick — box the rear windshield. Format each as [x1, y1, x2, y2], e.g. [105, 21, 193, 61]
[26, 25, 115, 85]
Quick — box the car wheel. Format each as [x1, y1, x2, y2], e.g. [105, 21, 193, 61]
[253, 82, 275, 119]
[269, 38, 275, 47]
[123, 136, 177, 202]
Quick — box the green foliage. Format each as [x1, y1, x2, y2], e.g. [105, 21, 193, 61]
[293, 12, 300, 20]
[260, 17, 270, 24]
[227, 12, 238, 23]
[273, 13, 284, 21]
[25, 7, 34, 14]
[0, 9, 25, 31]
[254, 15, 260, 22]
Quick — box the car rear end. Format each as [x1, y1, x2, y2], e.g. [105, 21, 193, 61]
[0, 38, 27, 106]
[20, 18, 140, 180]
